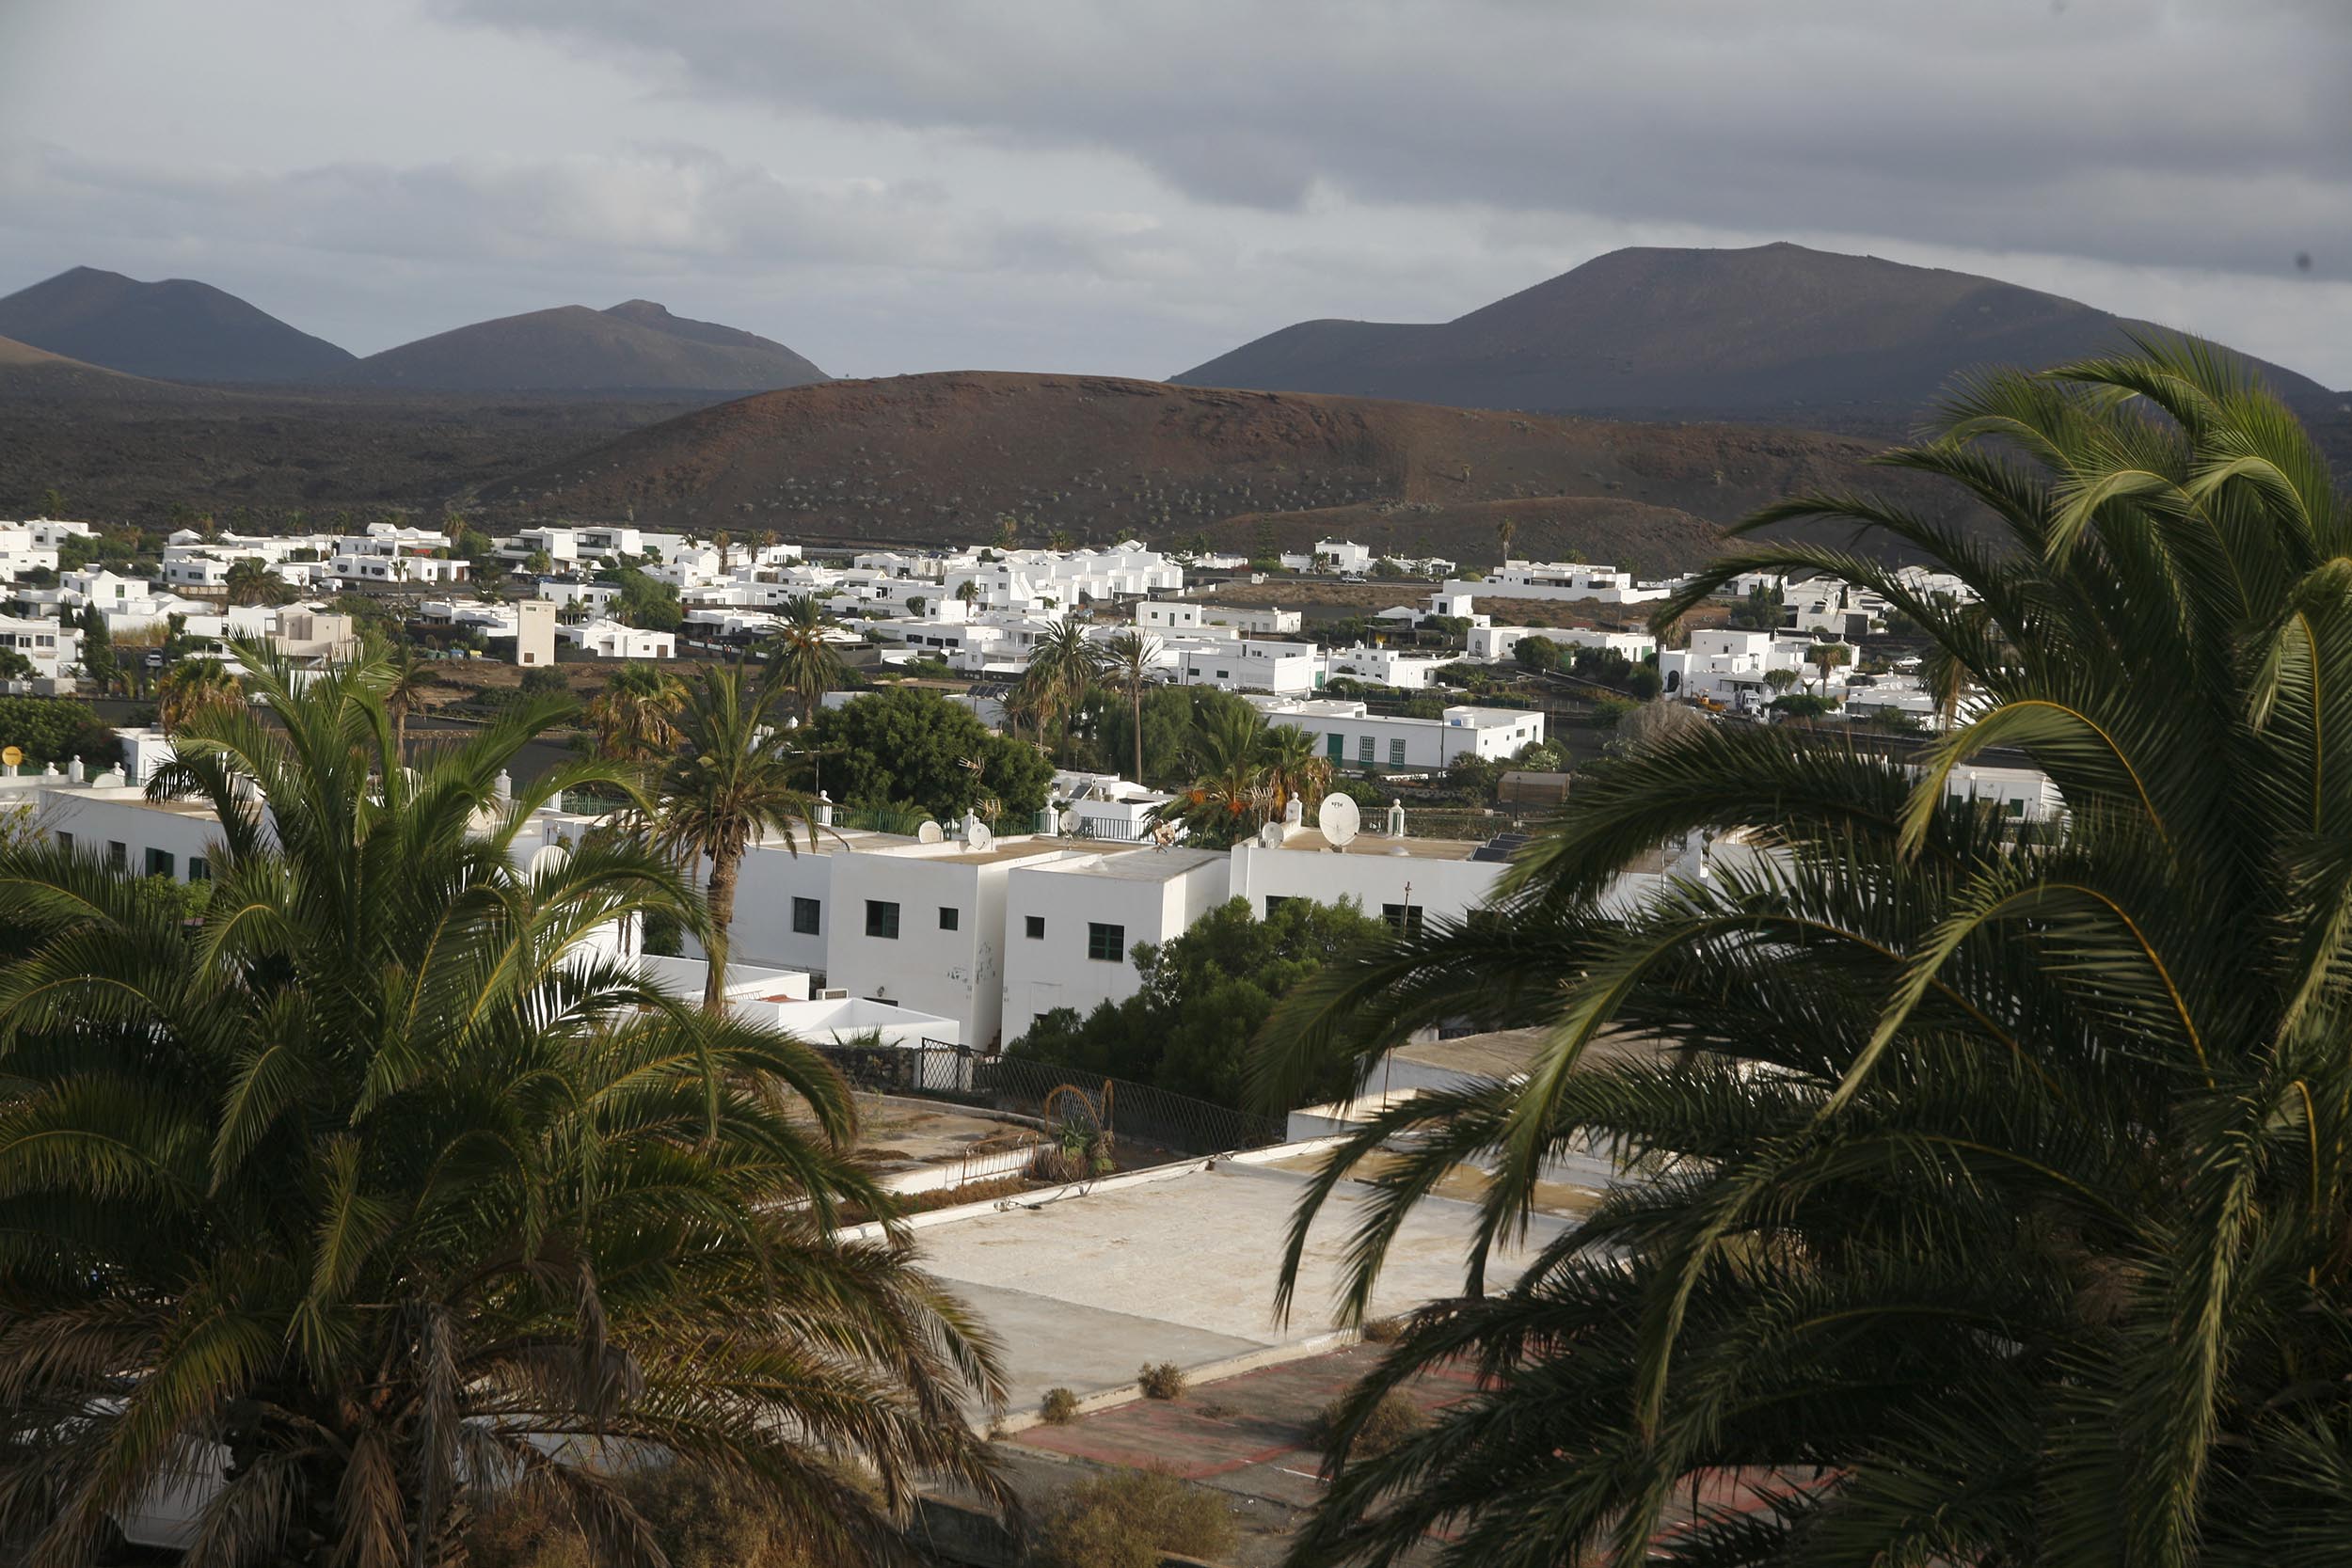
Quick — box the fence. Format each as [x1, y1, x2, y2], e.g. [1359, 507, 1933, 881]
[819, 1040, 1287, 1158]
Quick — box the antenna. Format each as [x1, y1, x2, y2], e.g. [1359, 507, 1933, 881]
[1317, 792, 1360, 851]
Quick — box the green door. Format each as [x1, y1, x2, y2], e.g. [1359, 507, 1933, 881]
[1326, 732, 1345, 761]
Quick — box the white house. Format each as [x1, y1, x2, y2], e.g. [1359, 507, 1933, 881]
[1468, 625, 1658, 664]
[1322, 646, 1454, 690]
[0, 614, 82, 680]
[1660, 628, 1858, 709]
[998, 847, 1228, 1044]
[1248, 697, 1546, 771]
[562, 620, 675, 659]
[1173, 640, 1323, 694]
[1446, 562, 1672, 605]
[1227, 830, 1509, 935]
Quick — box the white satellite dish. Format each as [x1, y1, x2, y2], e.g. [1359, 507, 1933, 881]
[1317, 792, 1360, 851]
[1058, 808, 1081, 833]
[970, 825, 996, 853]
[915, 820, 945, 844]
[527, 844, 570, 879]
[1257, 821, 1284, 848]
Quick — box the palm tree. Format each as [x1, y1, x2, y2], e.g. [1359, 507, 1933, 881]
[0, 644, 1004, 1567]
[654, 664, 815, 1011]
[1259, 721, 1331, 818]
[955, 578, 980, 609]
[1255, 345, 2352, 1568]
[380, 637, 431, 757]
[1495, 514, 1515, 566]
[587, 659, 687, 761]
[764, 594, 843, 727]
[1155, 699, 1276, 847]
[1100, 629, 1161, 784]
[1025, 617, 1104, 744]
[153, 655, 240, 733]
[223, 556, 286, 607]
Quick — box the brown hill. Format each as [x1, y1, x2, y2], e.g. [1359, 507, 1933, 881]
[480, 371, 1982, 561]
[1174, 242, 2331, 423]
[338, 301, 827, 393]
[0, 267, 355, 384]
[0, 334, 228, 404]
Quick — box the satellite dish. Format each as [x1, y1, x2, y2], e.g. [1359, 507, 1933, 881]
[916, 820, 945, 844]
[527, 844, 570, 879]
[1257, 821, 1284, 848]
[970, 825, 996, 852]
[1058, 808, 1081, 832]
[1317, 792, 1360, 851]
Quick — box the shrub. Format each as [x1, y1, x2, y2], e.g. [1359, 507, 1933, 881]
[1041, 1386, 1081, 1425]
[1311, 1392, 1428, 1461]
[518, 666, 571, 698]
[470, 1462, 834, 1568]
[1137, 1361, 1186, 1400]
[1359, 1314, 1409, 1343]
[1033, 1467, 1236, 1568]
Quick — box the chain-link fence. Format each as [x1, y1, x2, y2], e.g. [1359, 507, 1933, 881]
[819, 1039, 1286, 1158]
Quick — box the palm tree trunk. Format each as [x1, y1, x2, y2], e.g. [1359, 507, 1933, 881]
[1132, 683, 1144, 784]
[703, 850, 739, 1013]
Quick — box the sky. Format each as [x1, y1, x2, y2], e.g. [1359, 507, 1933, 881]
[2, 0, 2348, 385]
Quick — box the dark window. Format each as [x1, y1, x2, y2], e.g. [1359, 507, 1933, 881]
[1382, 902, 1424, 936]
[791, 895, 820, 935]
[144, 847, 174, 878]
[55, 831, 72, 853]
[1025, 914, 1045, 940]
[107, 841, 127, 871]
[939, 906, 960, 930]
[1263, 895, 1295, 915]
[865, 900, 900, 940]
[188, 857, 210, 882]
[1087, 922, 1125, 962]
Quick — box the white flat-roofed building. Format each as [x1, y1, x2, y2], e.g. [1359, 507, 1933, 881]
[1200, 603, 1302, 637]
[999, 846, 1228, 1045]
[1322, 646, 1454, 690]
[0, 614, 81, 679]
[1248, 696, 1545, 772]
[1227, 830, 1508, 935]
[38, 787, 222, 883]
[1661, 627, 1858, 709]
[1173, 639, 1321, 694]
[562, 620, 675, 659]
[1136, 600, 1204, 633]
[1467, 625, 1658, 664]
[1445, 562, 1672, 605]
[825, 830, 1112, 1049]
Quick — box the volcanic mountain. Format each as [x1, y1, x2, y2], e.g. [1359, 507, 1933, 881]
[480, 370, 1989, 569]
[337, 301, 827, 393]
[0, 266, 355, 385]
[1173, 243, 2332, 423]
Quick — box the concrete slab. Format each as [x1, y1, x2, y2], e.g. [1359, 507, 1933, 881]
[911, 1157, 1568, 1415]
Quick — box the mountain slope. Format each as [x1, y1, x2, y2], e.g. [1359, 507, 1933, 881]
[1174, 243, 2332, 420]
[478, 371, 1985, 567]
[0, 266, 355, 384]
[338, 302, 827, 392]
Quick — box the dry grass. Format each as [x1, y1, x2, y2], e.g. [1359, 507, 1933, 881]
[1032, 1467, 1236, 1568]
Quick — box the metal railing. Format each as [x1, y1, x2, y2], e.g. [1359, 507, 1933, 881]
[819, 1040, 1286, 1157]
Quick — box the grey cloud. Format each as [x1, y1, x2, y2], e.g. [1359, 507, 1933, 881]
[443, 0, 2352, 280]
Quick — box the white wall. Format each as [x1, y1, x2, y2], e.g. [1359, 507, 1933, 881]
[40, 790, 220, 880]
[824, 849, 1012, 1047]
[999, 848, 1228, 1044]
[1227, 840, 1509, 931]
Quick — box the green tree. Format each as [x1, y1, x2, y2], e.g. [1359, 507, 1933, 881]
[1025, 618, 1106, 742]
[1096, 686, 1258, 791]
[0, 649, 33, 683]
[1155, 699, 1276, 848]
[224, 556, 290, 607]
[653, 665, 815, 1011]
[1015, 896, 1389, 1106]
[0, 695, 113, 765]
[154, 656, 240, 734]
[803, 687, 1052, 825]
[0, 644, 1003, 1565]
[75, 607, 116, 692]
[1100, 629, 1161, 784]
[1261, 720, 1332, 819]
[1256, 346, 2352, 1567]
[588, 659, 687, 761]
[604, 565, 684, 632]
[1510, 634, 1560, 673]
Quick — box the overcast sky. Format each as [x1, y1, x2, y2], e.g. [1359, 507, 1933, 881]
[3, 0, 2348, 385]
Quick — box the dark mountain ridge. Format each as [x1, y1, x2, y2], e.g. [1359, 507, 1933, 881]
[1174, 243, 2333, 422]
[0, 266, 356, 385]
[333, 301, 828, 393]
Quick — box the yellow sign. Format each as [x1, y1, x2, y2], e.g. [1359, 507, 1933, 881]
[0, 747, 21, 768]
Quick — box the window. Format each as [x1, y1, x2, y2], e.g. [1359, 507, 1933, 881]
[107, 841, 127, 871]
[145, 847, 174, 878]
[939, 906, 960, 931]
[791, 895, 820, 935]
[188, 857, 210, 882]
[1025, 914, 1045, 940]
[1358, 736, 1375, 764]
[865, 899, 900, 940]
[55, 832, 72, 853]
[1263, 895, 1295, 915]
[1388, 738, 1407, 767]
[1087, 922, 1125, 962]
[1382, 902, 1425, 936]
[2007, 798, 2027, 819]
